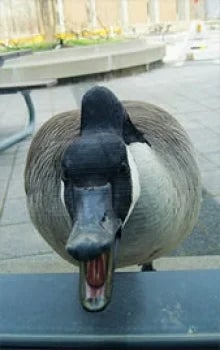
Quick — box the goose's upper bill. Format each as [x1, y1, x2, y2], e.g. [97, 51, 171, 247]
[25, 86, 201, 312]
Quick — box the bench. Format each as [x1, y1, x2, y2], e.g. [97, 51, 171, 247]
[0, 49, 32, 66]
[0, 50, 57, 151]
[0, 271, 219, 349]
[0, 79, 56, 152]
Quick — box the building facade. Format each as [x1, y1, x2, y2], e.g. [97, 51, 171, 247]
[0, 0, 218, 43]
[62, 0, 208, 32]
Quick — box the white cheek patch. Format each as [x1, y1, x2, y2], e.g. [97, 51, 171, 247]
[61, 180, 65, 207]
[123, 145, 141, 225]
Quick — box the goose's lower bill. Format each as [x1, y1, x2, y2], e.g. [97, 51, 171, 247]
[79, 247, 116, 311]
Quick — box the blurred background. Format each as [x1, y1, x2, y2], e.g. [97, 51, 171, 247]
[0, 0, 219, 48]
[0, 0, 220, 272]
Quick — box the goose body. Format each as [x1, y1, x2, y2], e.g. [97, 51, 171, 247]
[25, 86, 201, 311]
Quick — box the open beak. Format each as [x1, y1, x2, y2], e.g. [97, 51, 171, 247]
[65, 183, 121, 312]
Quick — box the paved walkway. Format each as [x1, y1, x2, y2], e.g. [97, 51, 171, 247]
[0, 58, 220, 272]
[151, 27, 220, 64]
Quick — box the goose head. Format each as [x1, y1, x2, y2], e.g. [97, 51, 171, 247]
[61, 87, 141, 311]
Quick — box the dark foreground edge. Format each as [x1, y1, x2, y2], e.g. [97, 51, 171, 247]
[0, 271, 220, 349]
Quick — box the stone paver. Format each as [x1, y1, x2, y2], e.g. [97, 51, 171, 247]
[0, 197, 30, 226]
[6, 180, 26, 199]
[197, 153, 219, 172]
[202, 170, 220, 194]
[0, 180, 8, 216]
[0, 55, 220, 272]
[205, 152, 220, 166]
[0, 252, 75, 273]
[0, 223, 52, 260]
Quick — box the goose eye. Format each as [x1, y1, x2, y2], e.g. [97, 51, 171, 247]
[119, 162, 129, 175]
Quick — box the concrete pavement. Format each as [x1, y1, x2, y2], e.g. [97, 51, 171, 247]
[150, 26, 220, 64]
[0, 52, 220, 272]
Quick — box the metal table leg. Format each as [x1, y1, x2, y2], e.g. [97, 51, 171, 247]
[0, 90, 35, 152]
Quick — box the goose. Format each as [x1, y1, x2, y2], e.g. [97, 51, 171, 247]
[25, 86, 201, 312]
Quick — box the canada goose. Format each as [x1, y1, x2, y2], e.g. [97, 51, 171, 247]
[25, 86, 201, 312]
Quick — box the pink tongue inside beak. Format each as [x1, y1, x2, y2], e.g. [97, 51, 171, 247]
[86, 254, 107, 288]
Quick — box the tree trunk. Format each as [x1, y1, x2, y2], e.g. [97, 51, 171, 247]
[85, 0, 96, 29]
[38, 0, 57, 42]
